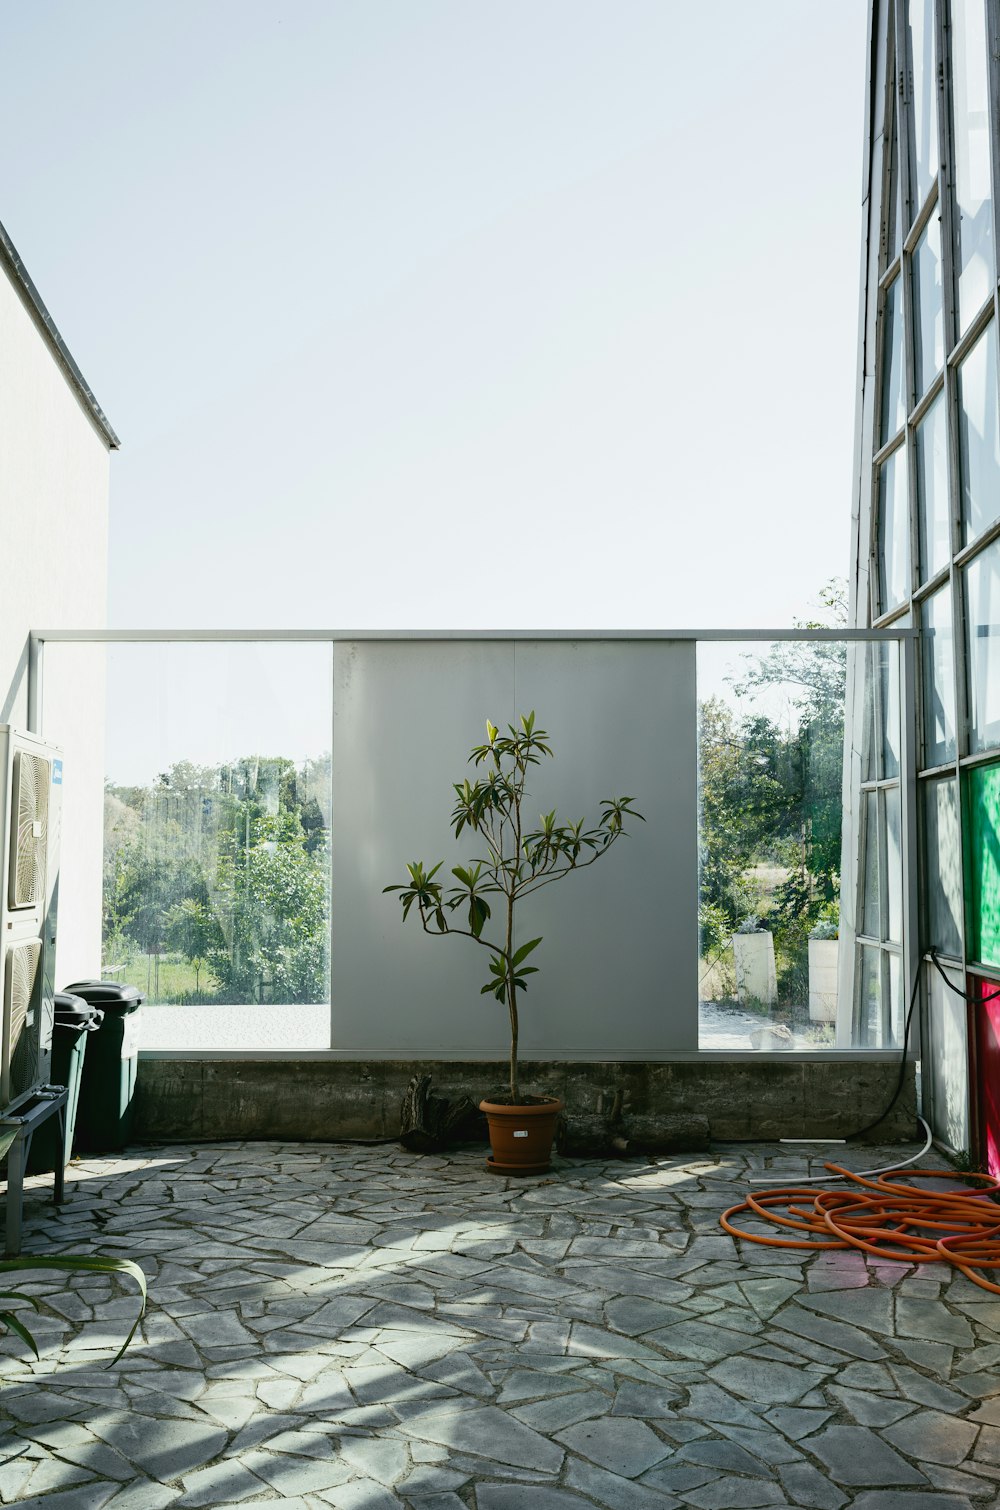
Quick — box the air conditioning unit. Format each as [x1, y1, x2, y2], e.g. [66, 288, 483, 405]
[0, 728, 62, 1111]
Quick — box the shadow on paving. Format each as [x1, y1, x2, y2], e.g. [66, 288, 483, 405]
[1, 1138, 997, 1510]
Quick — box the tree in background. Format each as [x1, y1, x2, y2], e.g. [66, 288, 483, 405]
[104, 754, 331, 1005]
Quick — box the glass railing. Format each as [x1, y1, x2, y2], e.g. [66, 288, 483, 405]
[34, 629, 914, 1056]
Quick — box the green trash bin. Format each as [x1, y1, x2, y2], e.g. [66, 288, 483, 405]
[25, 993, 104, 1174]
[66, 980, 145, 1153]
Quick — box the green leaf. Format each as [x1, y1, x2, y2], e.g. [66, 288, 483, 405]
[0, 1308, 38, 1357]
[511, 937, 543, 966]
[0, 1255, 147, 1367]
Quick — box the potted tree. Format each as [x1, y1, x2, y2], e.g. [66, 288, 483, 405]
[808, 911, 840, 1023]
[385, 712, 642, 1174]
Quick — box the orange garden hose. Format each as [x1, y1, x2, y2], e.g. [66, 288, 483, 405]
[721, 1164, 1000, 1293]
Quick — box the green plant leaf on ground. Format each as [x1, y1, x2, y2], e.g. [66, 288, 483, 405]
[0, 1255, 147, 1366]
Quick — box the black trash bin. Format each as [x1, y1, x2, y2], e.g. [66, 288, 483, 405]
[25, 993, 105, 1174]
[65, 980, 145, 1152]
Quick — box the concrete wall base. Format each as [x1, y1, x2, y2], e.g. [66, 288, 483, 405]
[135, 1057, 917, 1144]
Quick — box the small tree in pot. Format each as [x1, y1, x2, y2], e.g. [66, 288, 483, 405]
[385, 712, 643, 1172]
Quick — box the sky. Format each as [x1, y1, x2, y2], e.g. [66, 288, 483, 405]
[3, 1, 868, 633]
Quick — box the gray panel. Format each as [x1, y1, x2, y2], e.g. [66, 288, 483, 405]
[331, 639, 698, 1058]
[331, 639, 514, 1053]
[512, 640, 698, 1056]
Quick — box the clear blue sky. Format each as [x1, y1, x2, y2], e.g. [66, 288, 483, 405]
[3, 1, 868, 632]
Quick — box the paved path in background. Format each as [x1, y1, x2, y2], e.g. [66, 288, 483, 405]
[3, 1139, 997, 1509]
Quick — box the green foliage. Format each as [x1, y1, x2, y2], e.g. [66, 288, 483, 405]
[385, 713, 643, 1100]
[103, 754, 331, 1005]
[0, 1253, 146, 1366]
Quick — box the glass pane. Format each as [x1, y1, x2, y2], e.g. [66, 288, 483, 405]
[905, 0, 939, 212]
[697, 640, 848, 1049]
[880, 277, 906, 442]
[858, 944, 882, 1045]
[886, 92, 901, 264]
[923, 776, 962, 956]
[912, 213, 944, 397]
[888, 953, 903, 1045]
[964, 760, 1000, 968]
[879, 639, 901, 779]
[952, 0, 994, 332]
[863, 790, 881, 937]
[885, 786, 903, 944]
[925, 959, 969, 1152]
[920, 583, 956, 765]
[95, 643, 333, 1050]
[958, 321, 1000, 547]
[915, 389, 950, 581]
[862, 641, 878, 782]
[966, 536, 1000, 753]
[877, 447, 910, 613]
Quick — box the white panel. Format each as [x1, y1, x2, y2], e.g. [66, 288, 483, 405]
[331, 639, 514, 1054]
[925, 960, 970, 1153]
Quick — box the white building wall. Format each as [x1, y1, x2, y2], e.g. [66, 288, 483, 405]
[0, 259, 112, 986]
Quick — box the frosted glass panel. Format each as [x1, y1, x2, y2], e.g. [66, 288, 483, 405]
[966, 537, 1000, 753]
[923, 777, 962, 957]
[916, 390, 950, 581]
[921, 584, 956, 766]
[877, 448, 910, 613]
[880, 278, 906, 443]
[912, 213, 944, 398]
[952, 0, 994, 331]
[958, 322, 1000, 548]
[905, 0, 939, 212]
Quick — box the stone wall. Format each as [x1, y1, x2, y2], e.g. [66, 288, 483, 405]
[135, 1057, 917, 1144]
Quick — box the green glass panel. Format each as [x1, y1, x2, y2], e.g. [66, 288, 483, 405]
[964, 761, 1000, 967]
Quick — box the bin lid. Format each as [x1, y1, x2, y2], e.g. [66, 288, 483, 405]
[61, 979, 145, 1012]
[54, 992, 104, 1029]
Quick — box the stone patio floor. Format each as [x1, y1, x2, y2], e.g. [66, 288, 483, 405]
[2, 1137, 999, 1510]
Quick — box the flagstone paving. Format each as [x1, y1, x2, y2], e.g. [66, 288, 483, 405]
[2, 1139, 998, 1508]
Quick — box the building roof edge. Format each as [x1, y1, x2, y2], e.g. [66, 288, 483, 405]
[0, 219, 120, 450]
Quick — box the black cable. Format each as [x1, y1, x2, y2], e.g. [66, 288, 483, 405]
[930, 949, 1000, 1004]
[849, 950, 1000, 1142]
[849, 961, 922, 1142]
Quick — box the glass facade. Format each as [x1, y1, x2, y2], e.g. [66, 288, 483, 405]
[858, 0, 1000, 1157]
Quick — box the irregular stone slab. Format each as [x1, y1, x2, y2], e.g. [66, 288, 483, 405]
[397, 1405, 563, 1472]
[708, 1356, 820, 1404]
[680, 1384, 761, 1427]
[774, 1305, 887, 1360]
[826, 1387, 916, 1427]
[807, 1425, 928, 1487]
[882, 1408, 978, 1467]
[87, 1416, 228, 1483]
[797, 1288, 894, 1335]
[681, 1478, 788, 1508]
[806, 1252, 870, 1291]
[895, 1298, 974, 1349]
[952, 1372, 1000, 1399]
[893, 1338, 954, 1374]
[177, 1458, 268, 1506]
[717, 1423, 803, 1467]
[605, 1296, 693, 1336]
[337, 1435, 409, 1485]
[174, 1310, 257, 1348]
[765, 1406, 834, 1440]
[777, 1459, 848, 1507]
[849, 1496, 973, 1510]
[241, 1448, 353, 1494]
[477, 1490, 595, 1510]
[557, 1417, 671, 1477]
[611, 1381, 684, 1418]
[889, 1364, 967, 1412]
[645, 1320, 758, 1362]
[564, 1453, 682, 1508]
[676, 1438, 773, 1477]
[496, 1370, 590, 1405]
[513, 1389, 610, 1434]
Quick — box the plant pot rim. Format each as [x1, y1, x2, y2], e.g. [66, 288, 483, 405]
[479, 1096, 563, 1117]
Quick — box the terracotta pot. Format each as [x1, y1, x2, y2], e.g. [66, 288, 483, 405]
[479, 1097, 563, 1175]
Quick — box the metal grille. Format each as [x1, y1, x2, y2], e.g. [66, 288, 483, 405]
[4, 938, 42, 1103]
[9, 752, 49, 910]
